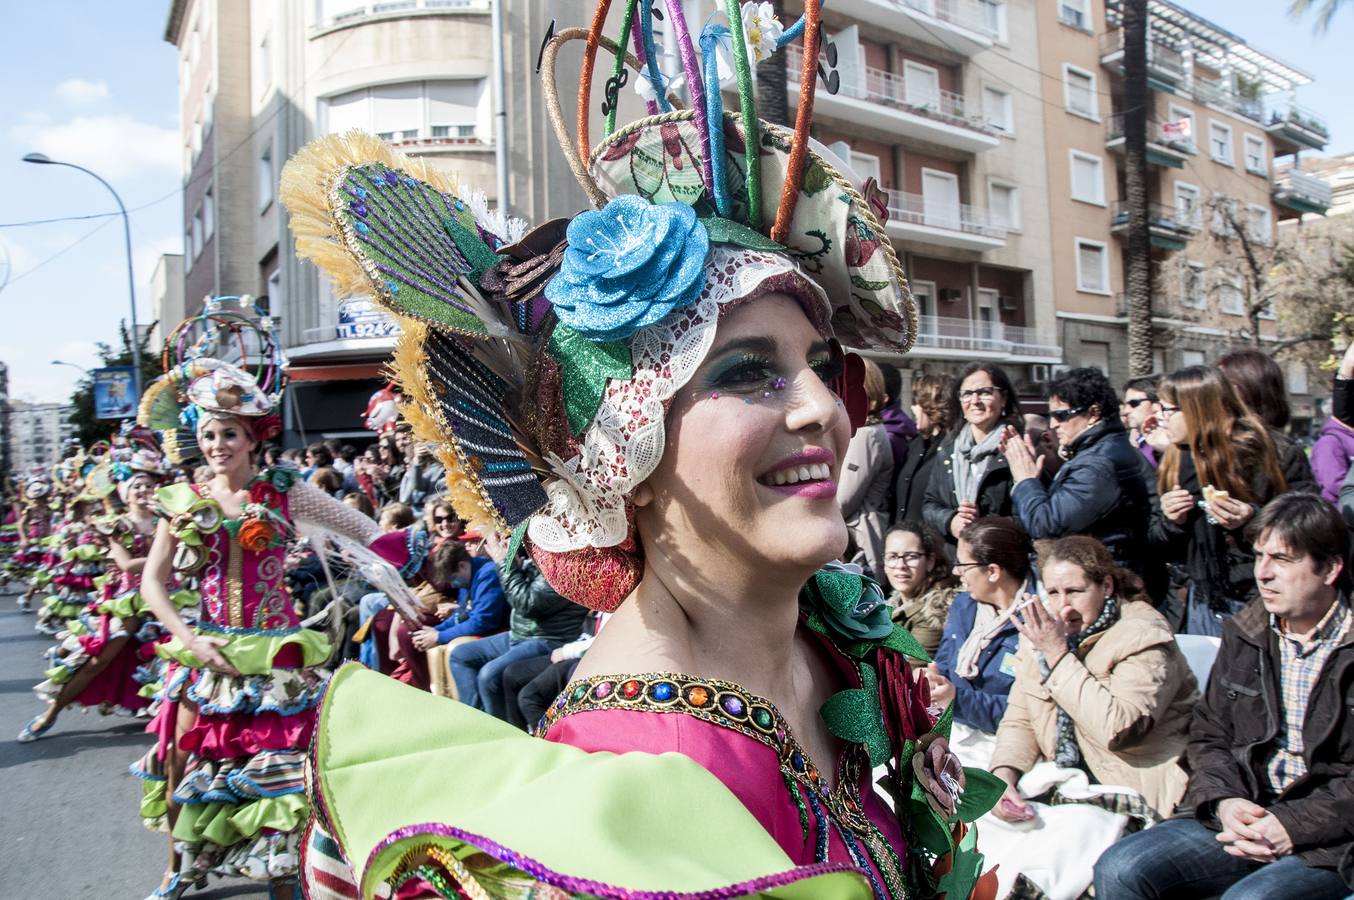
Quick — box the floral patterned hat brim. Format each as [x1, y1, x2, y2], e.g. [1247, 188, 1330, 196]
[590, 112, 917, 353]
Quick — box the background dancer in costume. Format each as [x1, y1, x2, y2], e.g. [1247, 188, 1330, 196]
[131, 356, 401, 900]
[11, 477, 54, 611]
[19, 448, 189, 742]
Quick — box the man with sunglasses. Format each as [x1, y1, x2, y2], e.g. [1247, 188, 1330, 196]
[1120, 374, 1162, 468]
[1000, 367, 1152, 576]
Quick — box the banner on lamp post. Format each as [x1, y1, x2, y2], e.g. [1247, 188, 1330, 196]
[92, 366, 139, 420]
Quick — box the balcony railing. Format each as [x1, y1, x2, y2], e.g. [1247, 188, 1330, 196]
[1110, 201, 1197, 236]
[1273, 169, 1334, 211]
[885, 189, 1008, 239]
[914, 314, 1060, 359]
[1264, 100, 1331, 144]
[901, 0, 1002, 39]
[1105, 113, 1195, 155]
[1098, 29, 1185, 80]
[319, 0, 487, 28]
[1190, 78, 1264, 124]
[785, 46, 998, 137]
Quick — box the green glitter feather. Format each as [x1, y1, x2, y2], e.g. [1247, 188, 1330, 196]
[548, 323, 634, 437]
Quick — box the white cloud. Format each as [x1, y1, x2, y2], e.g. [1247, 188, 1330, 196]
[10, 115, 179, 180]
[54, 78, 110, 104]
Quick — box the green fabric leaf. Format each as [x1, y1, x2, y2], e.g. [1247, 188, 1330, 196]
[955, 767, 1006, 824]
[936, 822, 983, 900]
[880, 623, 932, 662]
[908, 795, 954, 856]
[932, 698, 955, 741]
[548, 323, 634, 436]
[700, 216, 786, 252]
[442, 216, 504, 285]
[506, 519, 529, 566]
[802, 162, 833, 196]
[819, 663, 890, 767]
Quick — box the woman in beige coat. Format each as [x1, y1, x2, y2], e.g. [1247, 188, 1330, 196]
[990, 535, 1198, 819]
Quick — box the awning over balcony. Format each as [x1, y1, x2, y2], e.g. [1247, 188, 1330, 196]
[286, 362, 388, 382]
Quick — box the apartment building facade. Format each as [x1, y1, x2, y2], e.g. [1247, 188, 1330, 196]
[165, 0, 591, 442]
[1039, 0, 1329, 391]
[8, 401, 76, 474]
[770, 0, 1059, 392]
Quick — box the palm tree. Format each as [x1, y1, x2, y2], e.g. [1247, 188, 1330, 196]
[1290, 0, 1348, 33]
[1122, 0, 1153, 376]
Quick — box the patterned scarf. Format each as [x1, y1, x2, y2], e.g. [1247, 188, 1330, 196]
[1039, 594, 1121, 770]
[951, 424, 1007, 505]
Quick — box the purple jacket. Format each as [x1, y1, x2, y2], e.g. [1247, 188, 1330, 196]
[1312, 416, 1354, 503]
[879, 404, 917, 469]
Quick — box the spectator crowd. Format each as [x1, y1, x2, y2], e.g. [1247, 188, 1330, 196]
[251, 341, 1352, 899]
[837, 344, 1354, 898]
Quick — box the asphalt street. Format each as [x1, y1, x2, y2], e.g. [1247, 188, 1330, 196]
[0, 586, 266, 899]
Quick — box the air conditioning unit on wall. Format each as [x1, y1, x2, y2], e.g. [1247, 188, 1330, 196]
[1000, 295, 1019, 311]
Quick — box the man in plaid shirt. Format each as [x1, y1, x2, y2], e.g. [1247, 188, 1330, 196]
[1095, 493, 1354, 899]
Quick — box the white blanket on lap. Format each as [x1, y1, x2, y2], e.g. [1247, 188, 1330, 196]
[949, 724, 1141, 900]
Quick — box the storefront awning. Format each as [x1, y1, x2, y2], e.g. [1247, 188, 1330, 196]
[285, 362, 388, 383]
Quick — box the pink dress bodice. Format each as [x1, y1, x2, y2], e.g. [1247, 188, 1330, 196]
[193, 483, 297, 632]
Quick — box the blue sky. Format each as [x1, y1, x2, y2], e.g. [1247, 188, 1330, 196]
[0, 2, 1351, 404]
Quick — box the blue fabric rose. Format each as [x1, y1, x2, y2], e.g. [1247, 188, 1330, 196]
[546, 195, 710, 342]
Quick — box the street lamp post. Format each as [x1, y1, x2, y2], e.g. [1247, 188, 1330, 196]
[50, 360, 91, 375]
[23, 153, 143, 401]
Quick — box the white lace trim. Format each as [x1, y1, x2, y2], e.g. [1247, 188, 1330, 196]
[528, 246, 828, 552]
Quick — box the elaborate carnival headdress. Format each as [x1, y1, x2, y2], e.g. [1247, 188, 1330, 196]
[281, 0, 915, 611]
[137, 303, 285, 464]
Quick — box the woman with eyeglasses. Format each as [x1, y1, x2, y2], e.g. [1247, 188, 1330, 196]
[881, 522, 959, 658]
[924, 363, 1023, 551]
[926, 517, 1032, 734]
[1149, 366, 1287, 635]
[1000, 367, 1151, 577]
[893, 373, 955, 525]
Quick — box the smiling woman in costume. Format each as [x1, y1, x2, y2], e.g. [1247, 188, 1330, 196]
[279, 1, 1003, 897]
[128, 353, 407, 900]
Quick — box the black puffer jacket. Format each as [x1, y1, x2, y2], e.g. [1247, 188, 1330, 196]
[1010, 421, 1150, 574]
[923, 431, 1015, 548]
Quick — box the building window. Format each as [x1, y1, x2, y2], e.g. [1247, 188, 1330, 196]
[1217, 277, 1245, 315]
[266, 268, 283, 314]
[1208, 119, 1234, 165]
[1075, 238, 1110, 294]
[978, 0, 1007, 41]
[191, 210, 204, 260]
[1063, 64, 1098, 119]
[849, 151, 881, 183]
[202, 188, 215, 240]
[323, 80, 486, 144]
[1069, 151, 1105, 205]
[1243, 134, 1267, 175]
[1247, 204, 1272, 245]
[1288, 362, 1309, 395]
[258, 144, 274, 211]
[1182, 261, 1206, 308]
[1166, 104, 1196, 152]
[987, 180, 1020, 231]
[983, 86, 1013, 133]
[1058, 0, 1090, 30]
[911, 280, 936, 321]
[1182, 349, 1206, 367]
[1173, 181, 1201, 227]
[184, 230, 193, 270]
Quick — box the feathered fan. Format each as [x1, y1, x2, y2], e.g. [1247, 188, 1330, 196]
[137, 376, 201, 466]
[280, 131, 552, 536]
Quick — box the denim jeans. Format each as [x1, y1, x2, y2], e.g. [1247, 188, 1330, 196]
[449, 632, 553, 718]
[1094, 817, 1348, 900]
